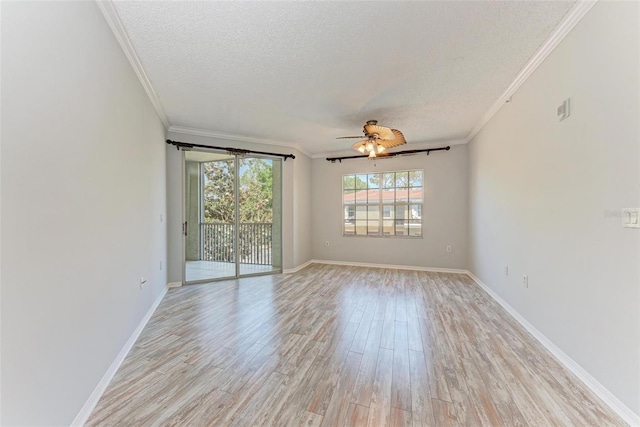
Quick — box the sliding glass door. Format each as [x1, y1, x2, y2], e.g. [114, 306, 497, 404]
[184, 150, 282, 283]
[237, 157, 282, 275]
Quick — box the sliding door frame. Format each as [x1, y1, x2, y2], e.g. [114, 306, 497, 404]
[182, 147, 283, 285]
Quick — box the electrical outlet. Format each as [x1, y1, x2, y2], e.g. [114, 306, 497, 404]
[504, 266, 509, 276]
[523, 274, 528, 288]
[446, 245, 452, 253]
[325, 241, 330, 247]
[160, 261, 163, 271]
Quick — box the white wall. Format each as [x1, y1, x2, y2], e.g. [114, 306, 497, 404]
[468, 1, 640, 418]
[1, 2, 167, 425]
[293, 153, 312, 267]
[311, 145, 468, 269]
[164, 132, 313, 279]
[166, 144, 183, 283]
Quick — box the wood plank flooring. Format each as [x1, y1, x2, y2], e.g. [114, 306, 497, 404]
[86, 264, 626, 426]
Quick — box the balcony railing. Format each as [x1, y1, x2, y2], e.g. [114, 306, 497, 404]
[201, 223, 272, 265]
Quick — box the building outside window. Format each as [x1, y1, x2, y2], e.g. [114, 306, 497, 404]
[343, 170, 423, 237]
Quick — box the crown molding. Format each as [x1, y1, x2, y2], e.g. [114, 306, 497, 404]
[97, 0, 596, 154]
[168, 125, 313, 158]
[311, 138, 468, 159]
[465, 0, 598, 142]
[96, 0, 170, 129]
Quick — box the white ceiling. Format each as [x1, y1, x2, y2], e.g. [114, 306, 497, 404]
[113, 1, 575, 155]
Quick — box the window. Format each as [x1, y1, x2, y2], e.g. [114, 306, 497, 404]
[343, 170, 423, 237]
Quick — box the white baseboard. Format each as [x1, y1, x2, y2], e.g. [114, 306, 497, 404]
[167, 281, 182, 288]
[283, 260, 314, 274]
[71, 286, 168, 426]
[466, 271, 640, 427]
[310, 259, 467, 274]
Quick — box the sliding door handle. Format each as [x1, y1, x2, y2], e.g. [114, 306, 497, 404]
[183, 221, 188, 236]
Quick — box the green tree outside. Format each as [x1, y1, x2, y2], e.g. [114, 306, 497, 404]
[202, 158, 273, 224]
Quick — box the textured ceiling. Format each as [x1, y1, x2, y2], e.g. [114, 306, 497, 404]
[113, 1, 575, 154]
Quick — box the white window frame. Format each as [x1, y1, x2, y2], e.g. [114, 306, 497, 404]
[342, 169, 423, 238]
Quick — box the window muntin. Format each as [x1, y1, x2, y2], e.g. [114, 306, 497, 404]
[342, 170, 423, 237]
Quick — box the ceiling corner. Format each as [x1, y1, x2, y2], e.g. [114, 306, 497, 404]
[465, 0, 598, 142]
[95, 0, 171, 129]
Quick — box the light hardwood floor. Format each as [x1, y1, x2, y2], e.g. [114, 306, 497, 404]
[86, 264, 626, 426]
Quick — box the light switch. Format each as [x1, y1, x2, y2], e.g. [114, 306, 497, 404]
[622, 208, 640, 229]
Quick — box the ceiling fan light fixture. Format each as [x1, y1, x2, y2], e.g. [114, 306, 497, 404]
[339, 120, 407, 158]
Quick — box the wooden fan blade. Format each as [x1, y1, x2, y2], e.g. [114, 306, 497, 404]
[351, 140, 368, 150]
[364, 124, 395, 140]
[378, 129, 406, 149]
[336, 136, 364, 139]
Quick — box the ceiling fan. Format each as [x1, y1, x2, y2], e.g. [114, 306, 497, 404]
[337, 120, 407, 158]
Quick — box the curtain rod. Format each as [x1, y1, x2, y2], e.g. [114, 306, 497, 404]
[166, 139, 296, 161]
[326, 146, 450, 163]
